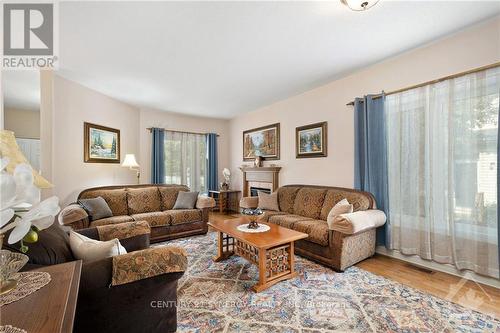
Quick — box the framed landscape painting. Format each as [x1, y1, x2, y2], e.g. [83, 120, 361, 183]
[243, 123, 280, 161]
[296, 121, 327, 158]
[84, 122, 120, 163]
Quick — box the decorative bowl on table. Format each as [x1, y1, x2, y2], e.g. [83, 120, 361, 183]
[0, 250, 29, 295]
[241, 208, 264, 229]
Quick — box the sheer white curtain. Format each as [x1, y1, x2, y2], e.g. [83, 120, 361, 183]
[386, 67, 499, 278]
[163, 131, 207, 193]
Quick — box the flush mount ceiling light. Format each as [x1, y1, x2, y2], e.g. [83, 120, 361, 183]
[341, 0, 380, 11]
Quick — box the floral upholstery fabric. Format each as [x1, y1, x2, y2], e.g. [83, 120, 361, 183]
[96, 221, 150, 241]
[165, 209, 202, 225]
[338, 229, 376, 271]
[112, 246, 187, 286]
[159, 186, 189, 210]
[80, 188, 128, 216]
[277, 186, 301, 214]
[268, 214, 312, 229]
[292, 219, 329, 246]
[127, 187, 161, 214]
[131, 212, 171, 227]
[293, 188, 327, 219]
[320, 190, 374, 220]
[90, 215, 134, 227]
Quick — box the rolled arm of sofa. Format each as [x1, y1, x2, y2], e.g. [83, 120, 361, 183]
[77, 221, 151, 252]
[196, 195, 215, 209]
[58, 204, 89, 230]
[329, 209, 386, 234]
[239, 196, 259, 209]
[111, 246, 188, 286]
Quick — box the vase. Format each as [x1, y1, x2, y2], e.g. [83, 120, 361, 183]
[0, 239, 28, 295]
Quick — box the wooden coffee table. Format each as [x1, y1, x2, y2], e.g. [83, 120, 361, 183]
[208, 217, 308, 292]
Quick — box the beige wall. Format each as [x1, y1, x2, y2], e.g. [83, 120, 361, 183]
[52, 75, 140, 205]
[4, 107, 40, 139]
[139, 108, 230, 184]
[229, 18, 500, 192]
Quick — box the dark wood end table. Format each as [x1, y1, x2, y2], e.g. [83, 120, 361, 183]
[209, 190, 241, 213]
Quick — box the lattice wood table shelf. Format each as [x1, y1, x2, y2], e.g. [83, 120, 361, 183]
[209, 217, 308, 292]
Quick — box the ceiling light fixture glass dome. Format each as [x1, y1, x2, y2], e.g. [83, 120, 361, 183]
[341, 0, 380, 11]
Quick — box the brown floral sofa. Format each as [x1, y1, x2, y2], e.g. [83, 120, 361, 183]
[241, 184, 378, 271]
[61, 184, 210, 243]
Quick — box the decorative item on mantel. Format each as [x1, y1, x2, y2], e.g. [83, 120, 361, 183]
[220, 168, 231, 190]
[254, 155, 263, 168]
[0, 130, 61, 295]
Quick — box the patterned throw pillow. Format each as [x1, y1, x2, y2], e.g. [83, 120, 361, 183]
[258, 191, 280, 211]
[327, 198, 353, 229]
[173, 191, 199, 209]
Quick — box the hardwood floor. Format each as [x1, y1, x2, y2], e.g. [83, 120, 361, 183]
[209, 212, 500, 319]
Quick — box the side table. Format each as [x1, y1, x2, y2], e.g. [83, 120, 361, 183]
[209, 190, 241, 213]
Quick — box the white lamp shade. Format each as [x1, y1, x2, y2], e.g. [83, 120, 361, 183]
[341, 0, 379, 11]
[122, 154, 139, 168]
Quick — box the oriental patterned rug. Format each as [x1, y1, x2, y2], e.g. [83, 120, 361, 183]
[153, 233, 499, 332]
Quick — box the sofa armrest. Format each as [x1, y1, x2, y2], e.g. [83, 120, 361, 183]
[196, 196, 215, 209]
[77, 221, 151, 252]
[111, 246, 187, 286]
[329, 209, 386, 234]
[239, 196, 258, 209]
[57, 204, 89, 229]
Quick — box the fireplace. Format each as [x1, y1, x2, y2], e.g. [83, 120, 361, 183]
[250, 187, 271, 196]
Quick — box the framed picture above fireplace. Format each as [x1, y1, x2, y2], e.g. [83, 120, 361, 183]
[243, 123, 280, 161]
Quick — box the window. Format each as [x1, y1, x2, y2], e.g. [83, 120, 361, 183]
[163, 131, 207, 193]
[386, 67, 499, 278]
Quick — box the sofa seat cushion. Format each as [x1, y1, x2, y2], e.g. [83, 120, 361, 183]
[320, 189, 373, 220]
[91, 215, 134, 227]
[277, 186, 301, 214]
[292, 219, 329, 246]
[268, 214, 312, 229]
[165, 209, 202, 225]
[259, 210, 287, 222]
[159, 185, 189, 210]
[127, 187, 161, 214]
[80, 188, 129, 216]
[131, 212, 171, 227]
[293, 188, 327, 219]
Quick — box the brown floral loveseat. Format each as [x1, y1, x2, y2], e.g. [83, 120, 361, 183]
[61, 184, 211, 242]
[240, 184, 379, 271]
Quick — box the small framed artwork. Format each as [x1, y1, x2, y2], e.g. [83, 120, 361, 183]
[243, 123, 280, 161]
[296, 121, 327, 158]
[84, 122, 120, 163]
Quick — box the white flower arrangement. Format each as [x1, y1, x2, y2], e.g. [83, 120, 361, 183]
[223, 168, 231, 182]
[0, 157, 60, 252]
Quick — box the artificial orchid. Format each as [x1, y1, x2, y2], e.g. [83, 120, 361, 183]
[223, 168, 231, 182]
[0, 157, 60, 252]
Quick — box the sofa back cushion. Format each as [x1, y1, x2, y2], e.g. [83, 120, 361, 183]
[293, 188, 327, 219]
[127, 187, 161, 214]
[277, 186, 301, 214]
[320, 189, 374, 221]
[158, 185, 189, 210]
[79, 188, 128, 216]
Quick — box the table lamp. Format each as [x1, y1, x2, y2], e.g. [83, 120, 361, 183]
[122, 154, 140, 184]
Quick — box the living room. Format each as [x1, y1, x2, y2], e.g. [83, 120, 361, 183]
[0, 1, 499, 332]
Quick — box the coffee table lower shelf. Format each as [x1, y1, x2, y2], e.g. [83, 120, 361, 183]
[213, 231, 298, 292]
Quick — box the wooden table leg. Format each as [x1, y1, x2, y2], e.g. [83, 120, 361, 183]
[252, 248, 268, 292]
[213, 231, 234, 262]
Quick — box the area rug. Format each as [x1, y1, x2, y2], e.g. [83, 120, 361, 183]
[154, 232, 499, 332]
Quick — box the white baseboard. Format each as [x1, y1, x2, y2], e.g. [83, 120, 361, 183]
[375, 246, 500, 289]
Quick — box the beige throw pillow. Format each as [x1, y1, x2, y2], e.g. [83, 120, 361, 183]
[327, 199, 353, 229]
[258, 191, 280, 211]
[69, 231, 126, 262]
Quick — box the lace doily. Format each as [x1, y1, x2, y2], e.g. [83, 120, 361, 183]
[0, 326, 27, 333]
[0, 272, 51, 306]
[236, 224, 271, 233]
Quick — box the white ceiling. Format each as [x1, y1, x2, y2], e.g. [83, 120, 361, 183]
[4, 1, 500, 118]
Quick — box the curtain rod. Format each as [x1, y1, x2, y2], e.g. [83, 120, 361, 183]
[146, 127, 219, 137]
[346, 62, 500, 106]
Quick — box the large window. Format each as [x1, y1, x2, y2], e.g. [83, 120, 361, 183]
[163, 131, 207, 193]
[386, 67, 499, 278]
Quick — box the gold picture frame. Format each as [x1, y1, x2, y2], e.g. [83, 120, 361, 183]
[296, 121, 327, 158]
[243, 123, 280, 161]
[84, 122, 120, 163]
